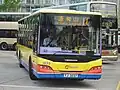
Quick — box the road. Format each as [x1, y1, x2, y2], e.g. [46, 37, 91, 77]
[0, 51, 120, 90]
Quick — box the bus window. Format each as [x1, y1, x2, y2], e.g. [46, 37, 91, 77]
[39, 13, 101, 54]
[90, 3, 116, 17]
[0, 30, 17, 38]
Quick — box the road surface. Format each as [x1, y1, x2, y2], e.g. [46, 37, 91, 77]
[0, 51, 120, 90]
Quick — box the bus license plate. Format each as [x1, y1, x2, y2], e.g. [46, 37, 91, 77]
[64, 74, 78, 78]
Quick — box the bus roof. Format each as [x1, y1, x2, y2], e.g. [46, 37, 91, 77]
[19, 9, 101, 22]
[88, 1, 116, 5]
[45, 1, 116, 9]
[90, 1, 117, 5]
[0, 12, 31, 15]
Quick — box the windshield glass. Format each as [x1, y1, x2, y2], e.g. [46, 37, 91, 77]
[0, 30, 17, 38]
[90, 3, 117, 18]
[39, 13, 101, 54]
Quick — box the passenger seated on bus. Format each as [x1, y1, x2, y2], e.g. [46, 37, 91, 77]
[43, 33, 57, 47]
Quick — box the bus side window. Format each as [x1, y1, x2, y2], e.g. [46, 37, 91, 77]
[40, 26, 49, 46]
[33, 16, 40, 51]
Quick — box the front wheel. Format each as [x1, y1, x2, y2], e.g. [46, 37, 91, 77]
[13, 43, 17, 50]
[29, 59, 37, 80]
[18, 51, 24, 68]
[70, 79, 84, 81]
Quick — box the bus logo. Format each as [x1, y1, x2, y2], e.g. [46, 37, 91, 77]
[65, 65, 78, 69]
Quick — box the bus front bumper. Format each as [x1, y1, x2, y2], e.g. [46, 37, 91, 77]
[33, 69, 101, 80]
[102, 56, 118, 61]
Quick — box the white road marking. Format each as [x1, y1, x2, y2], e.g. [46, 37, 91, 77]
[0, 84, 96, 90]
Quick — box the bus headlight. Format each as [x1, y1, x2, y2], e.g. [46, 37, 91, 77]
[37, 64, 54, 73]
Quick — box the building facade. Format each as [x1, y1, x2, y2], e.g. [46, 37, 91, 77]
[20, 0, 70, 12]
[0, 0, 119, 15]
[0, 0, 3, 5]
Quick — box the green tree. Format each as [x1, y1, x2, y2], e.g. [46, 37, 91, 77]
[0, 0, 21, 12]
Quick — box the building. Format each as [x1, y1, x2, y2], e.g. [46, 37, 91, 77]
[0, 0, 119, 13]
[0, 0, 3, 4]
[20, 0, 70, 12]
[69, 0, 89, 3]
[0, 0, 70, 12]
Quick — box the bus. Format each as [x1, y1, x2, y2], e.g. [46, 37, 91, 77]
[17, 9, 102, 80]
[45, 1, 118, 61]
[0, 12, 30, 50]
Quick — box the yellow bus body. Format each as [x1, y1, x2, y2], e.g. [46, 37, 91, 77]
[17, 44, 102, 79]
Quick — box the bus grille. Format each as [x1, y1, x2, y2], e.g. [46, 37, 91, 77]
[39, 55, 101, 63]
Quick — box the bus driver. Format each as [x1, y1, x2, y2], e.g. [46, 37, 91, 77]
[43, 33, 57, 47]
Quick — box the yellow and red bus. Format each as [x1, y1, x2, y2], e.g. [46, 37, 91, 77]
[17, 9, 102, 80]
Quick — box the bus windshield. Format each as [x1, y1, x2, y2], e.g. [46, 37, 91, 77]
[40, 13, 101, 54]
[90, 3, 116, 18]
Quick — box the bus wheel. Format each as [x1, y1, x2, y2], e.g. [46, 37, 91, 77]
[79, 79, 84, 81]
[16, 48, 18, 57]
[18, 51, 24, 68]
[13, 43, 17, 50]
[71, 79, 84, 81]
[29, 59, 37, 80]
[0, 42, 8, 50]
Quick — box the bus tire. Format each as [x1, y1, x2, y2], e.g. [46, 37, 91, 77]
[16, 48, 18, 57]
[29, 58, 37, 80]
[13, 43, 17, 50]
[70, 79, 84, 81]
[0, 42, 8, 50]
[79, 79, 84, 81]
[18, 51, 24, 68]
